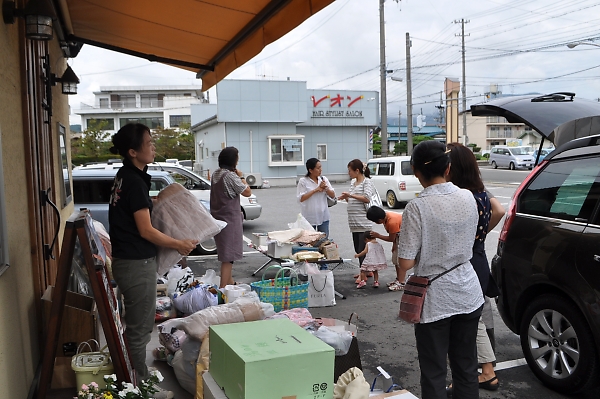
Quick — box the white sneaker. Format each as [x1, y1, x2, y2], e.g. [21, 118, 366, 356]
[152, 385, 174, 399]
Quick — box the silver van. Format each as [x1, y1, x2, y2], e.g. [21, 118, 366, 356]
[489, 146, 535, 170]
[366, 156, 421, 208]
[72, 168, 217, 255]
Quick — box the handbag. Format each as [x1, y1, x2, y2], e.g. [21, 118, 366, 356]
[362, 179, 382, 211]
[399, 263, 464, 323]
[308, 269, 336, 307]
[327, 196, 338, 207]
[250, 265, 309, 312]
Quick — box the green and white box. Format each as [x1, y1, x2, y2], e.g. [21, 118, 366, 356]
[209, 318, 334, 399]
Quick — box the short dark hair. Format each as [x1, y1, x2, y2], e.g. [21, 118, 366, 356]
[411, 140, 449, 181]
[447, 143, 484, 192]
[218, 147, 239, 170]
[366, 206, 386, 223]
[347, 159, 371, 178]
[305, 158, 319, 177]
[364, 231, 375, 240]
[110, 123, 150, 160]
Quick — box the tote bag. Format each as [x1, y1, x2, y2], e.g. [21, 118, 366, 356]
[308, 270, 336, 307]
[362, 179, 382, 211]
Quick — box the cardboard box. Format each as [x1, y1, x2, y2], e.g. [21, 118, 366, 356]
[42, 286, 99, 357]
[203, 371, 229, 399]
[267, 241, 294, 258]
[322, 243, 340, 260]
[51, 356, 77, 389]
[209, 319, 335, 399]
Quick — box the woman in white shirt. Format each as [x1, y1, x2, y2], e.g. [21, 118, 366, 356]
[297, 158, 335, 237]
[397, 140, 484, 399]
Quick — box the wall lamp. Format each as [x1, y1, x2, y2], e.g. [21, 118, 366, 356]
[53, 65, 80, 95]
[2, 0, 56, 41]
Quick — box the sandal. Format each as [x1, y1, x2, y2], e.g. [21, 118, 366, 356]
[388, 281, 405, 291]
[356, 280, 367, 289]
[373, 281, 380, 288]
[355, 278, 363, 284]
[479, 376, 499, 391]
[386, 279, 399, 287]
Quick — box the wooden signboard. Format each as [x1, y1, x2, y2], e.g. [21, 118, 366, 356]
[37, 210, 134, 399]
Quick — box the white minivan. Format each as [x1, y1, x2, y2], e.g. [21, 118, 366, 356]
[366, 156, 421, 208]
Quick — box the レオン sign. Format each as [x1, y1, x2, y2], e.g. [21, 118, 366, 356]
[310, 94, 364, 118]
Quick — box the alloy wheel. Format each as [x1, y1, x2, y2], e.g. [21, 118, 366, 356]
[526, 309, 580, 380]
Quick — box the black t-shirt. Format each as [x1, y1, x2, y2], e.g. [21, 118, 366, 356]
[108, 160, 157, 259]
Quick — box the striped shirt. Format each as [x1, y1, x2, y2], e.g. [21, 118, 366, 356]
[347, 178, 374, 232]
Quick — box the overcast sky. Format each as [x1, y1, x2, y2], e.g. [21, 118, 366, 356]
[68, 0, 600, 126]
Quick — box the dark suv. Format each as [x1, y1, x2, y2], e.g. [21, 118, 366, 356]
[491, 134, 600, 393]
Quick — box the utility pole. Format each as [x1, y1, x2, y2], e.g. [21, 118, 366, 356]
[405, 32, 413, 155]
[455, 18, 469, 145]
[379, 0, 388, 156]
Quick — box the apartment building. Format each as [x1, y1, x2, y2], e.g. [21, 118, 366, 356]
[75, 85, 208, 134]
[461, 111, 541, 150]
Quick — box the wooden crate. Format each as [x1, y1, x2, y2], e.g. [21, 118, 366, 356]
[42, 286, 99, 357]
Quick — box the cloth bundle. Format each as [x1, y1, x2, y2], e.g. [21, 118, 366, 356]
[152, 183, 225, 275]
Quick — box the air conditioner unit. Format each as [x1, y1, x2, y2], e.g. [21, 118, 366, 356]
[244, 172, 263, 188]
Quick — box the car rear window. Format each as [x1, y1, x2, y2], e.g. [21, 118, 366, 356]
[73, 180, 114, 203]
[401, 161, 414, 175]
[519, 157, 600, 222]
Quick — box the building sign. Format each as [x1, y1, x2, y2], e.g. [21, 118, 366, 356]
[312, 110, 363, 118]
[310, 94, 364, 118]
[311, 94, 363, 108]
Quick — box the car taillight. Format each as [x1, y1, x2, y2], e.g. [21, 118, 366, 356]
[399, 182, 406, 191]
[499, 160, 546, 242]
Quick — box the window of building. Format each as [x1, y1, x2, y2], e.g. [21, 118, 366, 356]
[141, 94, 162, 108]
[119, 117, 164, 129]
[170, 115, 191, 127]
[118, 94, 136, 108]
[58, 124, 72, 208]
[317, 144, 327, 161]
[504, 126, 512, 138]
[88, 118, 114, 130]
[268, 135, 304, 166]
[99, 98, 109, 108]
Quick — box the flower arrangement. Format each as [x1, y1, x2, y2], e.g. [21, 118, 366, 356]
[75, 370, 164, 399]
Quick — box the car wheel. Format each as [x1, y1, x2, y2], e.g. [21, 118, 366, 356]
[386, 191, 399, 209]
[491, 161, 498, 169]
[520, 294, 599, 394]
[509, 162, 516, 170]
[190, 238, 217, 256]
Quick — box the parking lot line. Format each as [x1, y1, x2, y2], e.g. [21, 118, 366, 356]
[494, 358, 528, 371]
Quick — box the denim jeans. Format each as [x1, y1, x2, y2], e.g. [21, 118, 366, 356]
[315, 220, 330, 238]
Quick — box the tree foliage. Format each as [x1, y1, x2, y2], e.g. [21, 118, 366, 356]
[73, 119, 111, 159]
[393, 135, 435, 155]
[152, 123, 194, 161]
[371, 133, 382, 155]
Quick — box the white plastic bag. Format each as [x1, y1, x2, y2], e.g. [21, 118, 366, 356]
[222, 284, 251, 303]
[288, 213, 315, 231]
[197, 269, 220, 286]
[172, 285, 218, 316]
[166, 266, 194, 296]
[314, 326, 353, 355]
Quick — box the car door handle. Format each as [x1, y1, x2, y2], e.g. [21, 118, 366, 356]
[594, 255, 600, 263]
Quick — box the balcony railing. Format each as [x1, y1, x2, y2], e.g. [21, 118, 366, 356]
[487, 131, 515, 138]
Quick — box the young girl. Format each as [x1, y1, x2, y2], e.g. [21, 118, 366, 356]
[354, 232, 388, 288]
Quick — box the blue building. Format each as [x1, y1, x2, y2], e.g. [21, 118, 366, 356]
[191, 80, 379, 186]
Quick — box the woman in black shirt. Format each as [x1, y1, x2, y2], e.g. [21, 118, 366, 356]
[109, 123, 197, 386]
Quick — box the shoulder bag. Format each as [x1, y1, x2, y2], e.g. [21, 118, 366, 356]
[399, 263, 464, 324]
[362, 178, 382, 212]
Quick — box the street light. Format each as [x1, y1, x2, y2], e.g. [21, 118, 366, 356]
[567, 41, 600, 49]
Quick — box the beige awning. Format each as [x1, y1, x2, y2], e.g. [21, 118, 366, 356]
[57, 0, 335, 91]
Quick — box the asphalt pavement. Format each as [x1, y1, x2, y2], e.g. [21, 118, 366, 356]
[182, 180, 600, 399]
